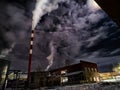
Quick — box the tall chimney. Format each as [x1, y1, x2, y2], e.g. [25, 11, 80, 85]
[27, 29, 35, 84]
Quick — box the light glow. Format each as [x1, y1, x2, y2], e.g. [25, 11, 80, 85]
[87, 0, 101, 11]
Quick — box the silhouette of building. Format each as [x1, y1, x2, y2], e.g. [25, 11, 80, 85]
[29, 60, 100, 88]
[49, 60, 100, 86]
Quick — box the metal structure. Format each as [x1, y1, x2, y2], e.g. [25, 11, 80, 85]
[0, 59, 10, 90]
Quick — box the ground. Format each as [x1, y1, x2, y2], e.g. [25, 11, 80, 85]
[5, 83, 120, 90]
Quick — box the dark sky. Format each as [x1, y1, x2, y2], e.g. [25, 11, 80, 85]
[0, 0, 120, 72]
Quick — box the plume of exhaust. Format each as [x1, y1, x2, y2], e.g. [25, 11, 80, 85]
[32, 0, 65, 30]
[0, 43, 15, 58]
[45, 40, 56, 71]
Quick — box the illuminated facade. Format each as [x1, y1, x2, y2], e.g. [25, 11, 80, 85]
[29, 60, 100, 88]
[49, 60, 100, 86]
[0, 59, 10, 87]
[99, 64, 120, 82]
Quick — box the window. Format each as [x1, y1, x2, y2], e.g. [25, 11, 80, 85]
[91, 68, 94, 72]
[84, 67, 87, 71]
[88, 68, 91, 72]
[61, 70, 67, 74]
[94, 68, 97, 72]
[61, 77, 68, 83]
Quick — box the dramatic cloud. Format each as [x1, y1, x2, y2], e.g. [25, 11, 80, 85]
[0, 0, 32, 70]
[0, 0, 120, 72]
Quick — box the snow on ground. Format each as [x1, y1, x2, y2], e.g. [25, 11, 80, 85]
[5, 83, 120, 90]
[47, 83, 120, 90]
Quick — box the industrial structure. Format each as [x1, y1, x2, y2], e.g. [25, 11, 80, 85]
[25, 0, 120, 89]
[0, 59, 10, 89]
[29, 60, 100, 88]
[49, 60, 100, 86]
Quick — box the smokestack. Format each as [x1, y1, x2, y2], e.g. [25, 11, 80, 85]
[27, 0, 65, 83]
[27, 29, 35, 83]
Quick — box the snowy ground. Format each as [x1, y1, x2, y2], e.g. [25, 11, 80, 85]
[5, 83, 120, 90]
[47, 83, 120, 90]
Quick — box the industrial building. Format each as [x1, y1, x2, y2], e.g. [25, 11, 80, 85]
[29, 71, 49, 88]
[49, 60, 100, 86]
[0, 59, 10, 89]
[7, 70, 27, 88]
[29, 60, 100, 88]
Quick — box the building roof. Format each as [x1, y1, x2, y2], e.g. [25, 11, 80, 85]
[49, 60, 97, 72]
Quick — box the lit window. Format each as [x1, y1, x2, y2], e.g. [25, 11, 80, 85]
[96, 77, 100, 82]
[91, 68, 94, 72]
[94, 77, 96, 81]
[90, 77, 92, 81]
[88, 68, 91, 72]
[94, 68, 97, 72]
[2, 66, 8, 78]
[61, 77, 68, 83]
[61, 70, 67, 74]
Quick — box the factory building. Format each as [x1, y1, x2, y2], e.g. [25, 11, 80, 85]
[29, 60, 100, 88]
[29, 71, 48, 88]
[49, 60, 100, 86]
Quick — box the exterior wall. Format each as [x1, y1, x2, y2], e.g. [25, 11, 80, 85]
[29, 72, 48, 88]
[49, 60, 100, 86]
[99, 72, 118, 80]
[80, 61, 100, 83]
[29, 60, 100, 88]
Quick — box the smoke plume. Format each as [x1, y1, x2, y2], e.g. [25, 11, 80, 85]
[32, 0, 65, 30]
[0, 0, 120, 72]
[32, 0, 67, 70]
[45, 40, 56, 71]
[0, 43, 15, 58]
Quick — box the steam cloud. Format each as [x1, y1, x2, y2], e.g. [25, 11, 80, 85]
[0, 0, 120, 72]
[45, 40, 56, 71]
[32, 0, 65, 30]
[0, 43, 15, 58]
[32, 0, 66, 70]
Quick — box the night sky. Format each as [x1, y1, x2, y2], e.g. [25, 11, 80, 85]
[0, 0, 120, 72]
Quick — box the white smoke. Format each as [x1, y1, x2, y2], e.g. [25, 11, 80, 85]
[32, 0, 66, 70]
[45, 40, 56, 71]
[0, 43, 15, 58]
[32, 0, 65, 30]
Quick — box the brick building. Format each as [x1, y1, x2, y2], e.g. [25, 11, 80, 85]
[29, 60, 100, 88]
[49, 60, 100, 86]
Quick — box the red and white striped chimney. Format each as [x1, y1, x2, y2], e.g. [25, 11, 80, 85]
[27, 29, 35, 82]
